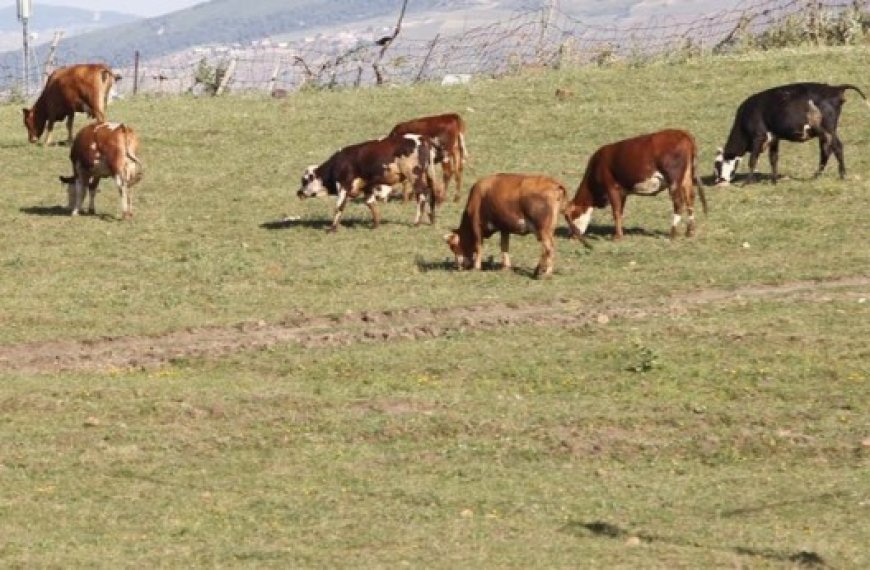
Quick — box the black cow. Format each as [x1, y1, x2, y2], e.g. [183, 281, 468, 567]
[297, 134, 441, 231]
[714, 82, 867, 184]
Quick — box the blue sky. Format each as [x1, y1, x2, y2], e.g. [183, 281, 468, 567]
[3, 0, 205, 17]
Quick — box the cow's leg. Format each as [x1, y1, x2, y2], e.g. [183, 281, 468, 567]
[610, 186, 625, 239]
[499, 232, 511, 270]
[365, 192, 381, 229]
[534, 232, 555, 278]
[115, 174, 133, 220]
[453, 148, 464, 203]
[745, 135, 768, 184]
[66, 180, 77, 213]
[43, 122, 55, 147]
[414, 192, 427, 226]
[328, 187, 349, 232]
[768, 138, 781, 184]
[681, 170, 696, 238]
[830, 133, 846, 179]
[71, 177, 85, 216]
[669, 184, 684, 240]
[473, 237, 483, 271]
[87, 179, 99, 215]
[65, 115, 74, 146]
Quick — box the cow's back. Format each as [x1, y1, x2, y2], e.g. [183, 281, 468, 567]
[39, 64, 114, 119]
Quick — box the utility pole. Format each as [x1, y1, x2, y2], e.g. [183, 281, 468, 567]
[17, 0, 33, 97]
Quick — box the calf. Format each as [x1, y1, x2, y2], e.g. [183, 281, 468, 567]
[388, 113, 468, 202]
[714, 82, 867, 184]
[565, 129, 707, 240]
[59, 122, 143, 220]
[445, 173, 566, 278]
[297, 134, 441, 231]
[23, 63, 120, 146]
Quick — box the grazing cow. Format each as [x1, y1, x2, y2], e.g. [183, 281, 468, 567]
[565, 129, 707, 240]
[58, 122, 143, 219]
[388, 113, 468, 202]
[297, 134, 441, 231]
[714, 82, 868, 184]
[23, 63, 120, 146]
[444, 173, 566, 278]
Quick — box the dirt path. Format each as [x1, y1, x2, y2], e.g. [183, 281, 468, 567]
[1, 277, 867, 375]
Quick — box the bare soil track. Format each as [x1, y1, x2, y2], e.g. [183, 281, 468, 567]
[1, 277, 867, 375]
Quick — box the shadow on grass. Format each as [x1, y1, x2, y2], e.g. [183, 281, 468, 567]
[414, 255, 549, 279]
[20, 205, 69, 217]
[20, 206, 120, 221]
[554, 224, 668, 241]
[564, 520, 827, 567]
[260, 217, 393, 231]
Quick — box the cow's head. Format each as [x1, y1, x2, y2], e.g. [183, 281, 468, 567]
[444, 231, 474, 270]
[297, 165, 326, 198]
[22, 108, 41, 143]
[713, 148, 740, 185]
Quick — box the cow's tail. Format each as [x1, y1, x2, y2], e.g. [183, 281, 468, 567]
[838, 84, 870, 109]
[692, 147, 708, 216]
[457, 116, 469, 165]
[122, 125, 143, 184]
[419, 138, 443, 204]
[99, 67, 118, 113]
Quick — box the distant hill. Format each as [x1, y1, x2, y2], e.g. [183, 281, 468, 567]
[0, 5, 138, 32]
[0, 0, 740, 90]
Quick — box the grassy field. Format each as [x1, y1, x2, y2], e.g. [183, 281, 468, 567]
[0, 45, 868, 567]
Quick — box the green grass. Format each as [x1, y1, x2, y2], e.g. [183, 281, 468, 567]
[0, 45, 869, 567]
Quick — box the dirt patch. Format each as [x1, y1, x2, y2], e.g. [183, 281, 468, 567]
[0, 276, 866, 375]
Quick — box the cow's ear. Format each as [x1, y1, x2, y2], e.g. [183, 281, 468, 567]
[443, 232, 459, 246]
[59, 175, 75, 184]
[21, 108, 28, 117]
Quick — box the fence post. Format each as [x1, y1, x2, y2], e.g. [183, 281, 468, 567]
[41, 31, 63, 87]
[414, 34, 440, 83]
[215, 58, 237, 95]
[133, 50, 140, 95]
[268, 59, 281, 93]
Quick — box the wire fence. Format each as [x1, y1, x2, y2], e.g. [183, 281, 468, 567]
[3, 0, 867, 101]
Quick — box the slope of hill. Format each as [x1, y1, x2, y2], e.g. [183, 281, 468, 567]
[0, 4, 139, 51]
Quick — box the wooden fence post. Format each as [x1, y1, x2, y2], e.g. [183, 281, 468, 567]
[268, 59, 281, 93]
[414, 34, 440, 83]
[133, 50, 140, 95]
[41, 31, 64, 87]
[216, 58, 237, 95]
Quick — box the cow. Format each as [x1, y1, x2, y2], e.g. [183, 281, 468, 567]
[297, 134, 441, 231]
[444, 173, 567, 278]
[23, 63, 121, 146]
[565, 129, 707, 240]
[58, 122, 143, 220]
[388, 113, 468, 202]
[714, 82, 868, 185]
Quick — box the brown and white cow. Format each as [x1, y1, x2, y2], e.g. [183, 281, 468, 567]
[565, 129, 708, 240]
[445, 173, 566, 278]
[23, 63, 120, 146]
[388, 113, 468, 202]
[58, 122, 143, 220]
[297, 134, 441, 231]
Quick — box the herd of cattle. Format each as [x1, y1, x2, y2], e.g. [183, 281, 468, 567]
[20, 63, 867, 277]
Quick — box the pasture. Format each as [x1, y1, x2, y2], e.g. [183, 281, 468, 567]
[0, 45, 868, 567]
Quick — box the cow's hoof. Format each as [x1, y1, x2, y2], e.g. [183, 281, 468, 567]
[70, 210, 80, 217]
[326, 226, 338, 233]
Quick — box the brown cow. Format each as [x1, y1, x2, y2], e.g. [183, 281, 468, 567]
[445, 173, 566, 278]
[297, 134, 441, 231]
[23, 63, 120, 146]
[58, 122, 143, 220]
[565, 129, 708, 240]
[388, 113, 468, 202]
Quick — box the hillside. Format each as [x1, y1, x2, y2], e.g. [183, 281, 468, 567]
[0, 5, 138, 52]
[0, 0, 741, 80]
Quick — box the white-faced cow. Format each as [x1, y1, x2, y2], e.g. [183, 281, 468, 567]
[714, 82, 867, 185]
[59, 122, 143, 220]
[445, 173, 566, 278]
[23, 63, 121, 146]
[297, 134, 441, 231]
[565, 129, 707, 240]
[388, 113, 468, 202]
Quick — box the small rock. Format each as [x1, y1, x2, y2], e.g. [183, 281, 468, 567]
[596, 314, 610, 325]
[83, 416, 101, 427]
[625, 536, 642, 547]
